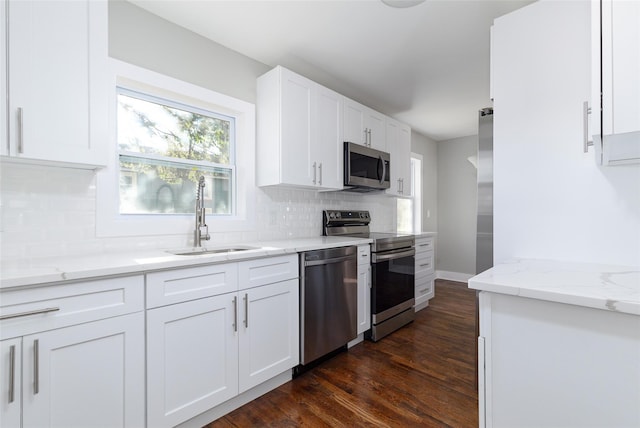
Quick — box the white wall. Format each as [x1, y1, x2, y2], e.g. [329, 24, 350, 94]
[436, 135, 478, 276]
[0, 1, 397, 262]
[410, 131, 438, 232]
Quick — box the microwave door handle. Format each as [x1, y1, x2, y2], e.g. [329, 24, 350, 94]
[378, 155, 387, 185]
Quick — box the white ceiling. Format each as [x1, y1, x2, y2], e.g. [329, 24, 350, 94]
[127, 0, 532, 141]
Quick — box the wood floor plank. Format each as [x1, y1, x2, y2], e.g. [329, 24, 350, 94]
[204, 279, 478, 427]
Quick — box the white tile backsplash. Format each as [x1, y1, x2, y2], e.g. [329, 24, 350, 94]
[0, 163, 396, 261]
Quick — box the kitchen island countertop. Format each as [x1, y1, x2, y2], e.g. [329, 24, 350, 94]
[0, 236, 372, 289]
[469, 258, 640, 316]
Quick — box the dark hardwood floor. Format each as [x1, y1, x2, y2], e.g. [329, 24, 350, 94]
[206, 279, 478, 427]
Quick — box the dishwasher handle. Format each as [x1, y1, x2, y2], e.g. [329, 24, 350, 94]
[304, 254, 356, 267]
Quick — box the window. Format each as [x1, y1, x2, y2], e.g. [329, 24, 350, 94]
[96, 59, 256, 238]
[117, 89, 235, 215]
[397, 154, 422, 233]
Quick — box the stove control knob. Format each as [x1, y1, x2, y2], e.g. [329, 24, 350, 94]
[336, 212, 341, 218]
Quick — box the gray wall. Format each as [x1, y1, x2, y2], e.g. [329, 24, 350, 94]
[411, 131, 438, 233]
[436, 135, 477, 275]
[109, 0, 270, 103]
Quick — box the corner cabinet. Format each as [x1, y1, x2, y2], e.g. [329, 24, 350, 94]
[385, 118, 412, 197]
[478, 291, 640, 427]
[591, 0, 640, 165]
[145, 255, 299, 428]
[0, 276, 145, 428]
[343, 97, 386, 150]
[256, 66, 343, 190]
[2, 0, 108, 168]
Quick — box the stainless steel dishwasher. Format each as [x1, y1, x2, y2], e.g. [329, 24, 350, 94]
[299, 245, 358, 366]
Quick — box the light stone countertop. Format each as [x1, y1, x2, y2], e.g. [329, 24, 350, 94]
[0, 236, 372, 289]
[468, 259, 640, 316]
[413, 232, 437, 239]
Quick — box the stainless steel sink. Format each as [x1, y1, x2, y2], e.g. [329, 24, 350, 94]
[168, 245, 260, 256]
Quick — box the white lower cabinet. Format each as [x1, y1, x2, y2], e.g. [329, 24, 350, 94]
[479, 291, 640, 427]
[146, 255, 299, 428]
[415, 236, 436, 311]
[356, 244, 371, 335]
[1, 276, 145, 428]
[146, 294, 239, 428]
[238, 279, 299, 392]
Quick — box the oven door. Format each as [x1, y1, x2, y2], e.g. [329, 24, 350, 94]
[371, 248, 415, 321]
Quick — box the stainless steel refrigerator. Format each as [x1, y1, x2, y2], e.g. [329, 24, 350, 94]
[476, 108, 494, 274]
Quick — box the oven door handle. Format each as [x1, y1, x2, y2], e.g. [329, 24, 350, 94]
[372, 248, 415, 263]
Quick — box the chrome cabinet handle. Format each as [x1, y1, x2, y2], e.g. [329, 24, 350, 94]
[367, 129, 372, 147]
[0, 307, 60, 320]
[312, 161, 317, 184]
[363, 128, 368, 146]
[8, 345, 15, 403]
[243, 293, 248, 328]
[583, 101, 593, 153]
[419, 288, 428, 293]
[18, 107, 24, 154]
[232, 296, 238, 332]
[33, 340, 39, 395]
[318, 162, 322, 185]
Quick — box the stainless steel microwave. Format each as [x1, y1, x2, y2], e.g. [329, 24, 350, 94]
[343, 142, 390, 191]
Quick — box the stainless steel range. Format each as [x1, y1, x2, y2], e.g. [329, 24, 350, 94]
[323, 210, 415, 341]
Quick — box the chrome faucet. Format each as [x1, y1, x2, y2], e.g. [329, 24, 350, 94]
[194, 176, 211, 247]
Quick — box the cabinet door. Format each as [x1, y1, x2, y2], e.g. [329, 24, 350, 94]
[7, 0, 108, 166]
[386, 119, 412, 196]
[280, 69, 315, 186]
[366, 109, 386, 151]
[601, 0, 640, 136]
[147, 295, 238, 428]
[238, 279, 299, 392]
[0, 338, 21, 428]
[314, 85, 343, 190]
[22, 313, 145, 428]
[0, 0, 6, 157]
[356, 265, 371, 335]
[344, 98, 367, 146]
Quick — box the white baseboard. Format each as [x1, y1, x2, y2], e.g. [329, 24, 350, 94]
[436, 270, 474, 283]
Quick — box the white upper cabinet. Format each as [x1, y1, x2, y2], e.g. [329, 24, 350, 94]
[343, 97, 386, 151]
[1, 1, 6, 158]
[315, 85, 344, 190]
[3, 0, 108, 168]
[592, 0, 640, 165]
[256, 66, 343, 190]
[385, 118, 412, 197]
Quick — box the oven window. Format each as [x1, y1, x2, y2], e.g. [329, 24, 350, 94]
[371, 255, 415, 314]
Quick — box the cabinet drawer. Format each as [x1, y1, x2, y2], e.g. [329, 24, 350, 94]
[415, 279, 434, 299]
[415, 237, 434, 253]
[146, 263, 238, 309]
[238, 255, 298, 290]
[357, 245, 371, 266]
[0, 275, 144, 339]
[415, 250, 434, 275]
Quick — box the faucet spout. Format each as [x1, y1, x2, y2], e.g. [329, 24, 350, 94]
[194, 176, 211, 247]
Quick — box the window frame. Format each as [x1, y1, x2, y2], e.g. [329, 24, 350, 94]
[96, 59, 256, 238]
